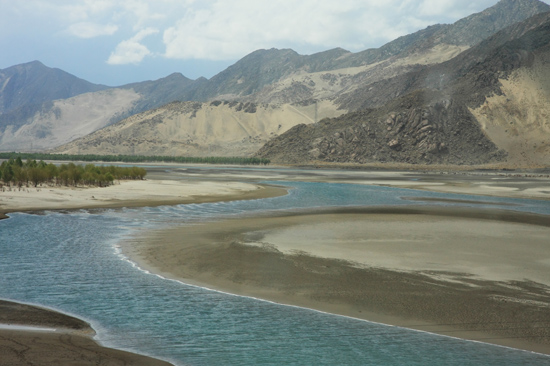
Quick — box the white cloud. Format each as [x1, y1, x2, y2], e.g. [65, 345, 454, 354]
[107, 28, 159, 65]
[67, 22, 118, 38]
[160, 0, 500, 61]
[162, 0, 375, 60]
[3, 0, 540, 73]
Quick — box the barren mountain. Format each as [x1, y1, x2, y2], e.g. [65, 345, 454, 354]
[234, 0, 550, 106]
[255, 12, 550, 167]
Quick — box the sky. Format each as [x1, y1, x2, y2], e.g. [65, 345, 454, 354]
[1, 0, 548, 86]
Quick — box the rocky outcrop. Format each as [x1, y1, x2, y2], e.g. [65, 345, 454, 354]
[256, 94, 506, 165]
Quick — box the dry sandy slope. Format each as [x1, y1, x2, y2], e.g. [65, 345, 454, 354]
[53, 100, 344, 157]
[471, 55, 550, 166]
[52, 43, 470, 157]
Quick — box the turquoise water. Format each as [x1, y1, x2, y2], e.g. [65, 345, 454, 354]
[1, 181, 549, 365]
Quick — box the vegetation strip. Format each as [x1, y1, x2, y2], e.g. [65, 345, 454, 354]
[1, 157, 146, 188]
[0, 153, 270, 165]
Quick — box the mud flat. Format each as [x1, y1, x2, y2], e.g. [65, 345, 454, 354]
[0, 299, 174, 366]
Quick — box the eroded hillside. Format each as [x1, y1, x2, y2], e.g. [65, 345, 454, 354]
[52, 100, 343, 157]
[471, 57, 550, 166]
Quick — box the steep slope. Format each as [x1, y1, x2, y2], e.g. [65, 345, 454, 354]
[210, 0, 550, 106]
[52, 100, 343, 157]
[255, 12, 550, 166]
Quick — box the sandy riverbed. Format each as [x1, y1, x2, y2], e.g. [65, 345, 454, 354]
[123, 206, 550, 355]
[0, 299, 174, 366]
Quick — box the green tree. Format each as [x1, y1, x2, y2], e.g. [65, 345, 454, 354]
[1, 164, 13, 184]
[15, 157, 23, 167]
[28, 167, 47, 187]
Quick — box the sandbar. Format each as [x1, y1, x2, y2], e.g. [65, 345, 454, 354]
[0, 178, 287, 219]
[123, 206, 550, 355]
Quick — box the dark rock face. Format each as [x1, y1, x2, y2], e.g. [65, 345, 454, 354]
[256, 94, 506, 165]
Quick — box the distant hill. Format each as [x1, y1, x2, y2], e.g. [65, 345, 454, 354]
[0, 71, 201, 151]
[51, 100, 343, 157]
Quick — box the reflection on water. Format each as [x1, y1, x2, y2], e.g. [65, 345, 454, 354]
[1, 181, 549, 366]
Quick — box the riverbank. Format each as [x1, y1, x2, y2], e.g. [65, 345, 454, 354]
[0, 299, 174, 366]
[0, 178, 287, 220]
[123, 205, 550, 356]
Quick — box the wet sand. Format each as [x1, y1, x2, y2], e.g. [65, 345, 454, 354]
[124, 206, 550, 355]
[0, 300, 174, 366]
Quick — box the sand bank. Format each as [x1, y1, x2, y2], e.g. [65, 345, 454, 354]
[0, 299, 174, 366]
[146, 165, 550, 200]
[0, 179, 286, 219]
[123, 206, 550, 355]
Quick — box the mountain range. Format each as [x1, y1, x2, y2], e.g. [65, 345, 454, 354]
[1, 0, 549, 167]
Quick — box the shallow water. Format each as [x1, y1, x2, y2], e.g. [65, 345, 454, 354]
[1, 181, 549, 365]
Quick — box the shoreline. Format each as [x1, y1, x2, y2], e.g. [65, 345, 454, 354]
[122, 206, 550, 356]
[0, 299, 175, 366]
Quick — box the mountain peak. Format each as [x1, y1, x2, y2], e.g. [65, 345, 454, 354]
[0, 60, 107, 114]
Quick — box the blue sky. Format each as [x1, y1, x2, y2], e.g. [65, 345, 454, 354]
[1, 0, 547, 86]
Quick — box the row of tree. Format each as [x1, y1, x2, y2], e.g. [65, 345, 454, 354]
[0, 157, 146, 188]
[0, 153, 271, 165]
